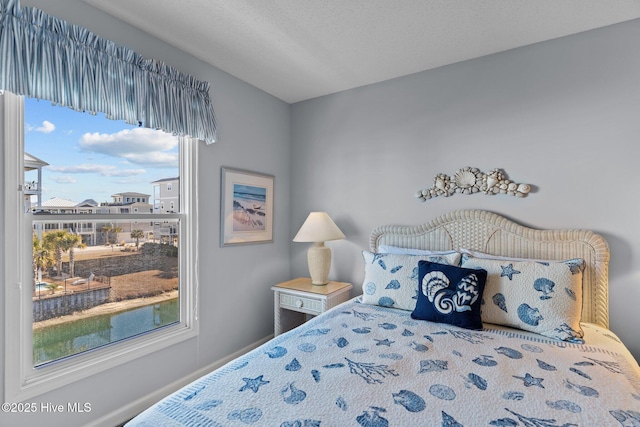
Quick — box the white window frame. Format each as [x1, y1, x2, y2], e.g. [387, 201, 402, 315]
[2, 91, 200, 401]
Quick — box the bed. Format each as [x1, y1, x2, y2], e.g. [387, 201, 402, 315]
[127, 210, 640, 426]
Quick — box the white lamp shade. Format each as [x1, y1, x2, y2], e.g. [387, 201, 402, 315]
[293, 212, 345, 285]
[293, 212, 345, 243]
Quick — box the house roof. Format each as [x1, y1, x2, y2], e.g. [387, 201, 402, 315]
[152, 177, 179, 183]
[111, 192, 151, 198]
[41, 197, 78, 208]
[24, 152, 49, 171]
[76, 199, 99, 207]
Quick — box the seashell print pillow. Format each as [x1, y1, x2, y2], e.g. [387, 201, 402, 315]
[461, 256, 585, 341]
[361, 251, 462, 311]
[411, 261, 487, 330]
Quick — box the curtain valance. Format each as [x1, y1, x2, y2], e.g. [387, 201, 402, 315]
[0, 0, 217, 143]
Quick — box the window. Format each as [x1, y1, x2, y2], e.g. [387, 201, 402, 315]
[3, 92, 199, 401]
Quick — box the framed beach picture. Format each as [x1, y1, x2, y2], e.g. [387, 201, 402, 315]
[221, 167, 274, 246]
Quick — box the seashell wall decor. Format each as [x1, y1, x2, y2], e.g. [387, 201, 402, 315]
[415, 167, 531, 202]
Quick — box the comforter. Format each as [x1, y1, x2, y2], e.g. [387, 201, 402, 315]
[128, 298, 640, 426]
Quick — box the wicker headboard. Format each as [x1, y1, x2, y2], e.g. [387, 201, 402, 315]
[369, 210, 610, 328]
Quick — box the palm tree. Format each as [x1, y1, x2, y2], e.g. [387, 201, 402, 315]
[60, 233, 86, 278]
[101, 224, 123, 249]
[32, 234, 55, 288]
[43, 230, 67, 277]
[101, 224, 113, 246]
[43, 230, 85, 278]
[130, 229, 145, 249]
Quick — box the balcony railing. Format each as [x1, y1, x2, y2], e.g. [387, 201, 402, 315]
[24, 181, 40, 194]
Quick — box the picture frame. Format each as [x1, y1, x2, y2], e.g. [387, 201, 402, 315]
[220, 167, 274, 246]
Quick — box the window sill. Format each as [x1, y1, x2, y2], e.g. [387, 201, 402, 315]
[12, 321, 198, 402]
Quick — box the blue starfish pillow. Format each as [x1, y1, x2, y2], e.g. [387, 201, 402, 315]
[461, 256, 585, 341]
[411, 261, 487, 330]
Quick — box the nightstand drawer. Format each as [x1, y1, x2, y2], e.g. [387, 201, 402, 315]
[279, 293, 322, 314]
[272, 278, 352, 336]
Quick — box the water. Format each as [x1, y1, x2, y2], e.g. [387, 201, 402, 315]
[35, 283, 50, 292]
[33, 298, 179, 366]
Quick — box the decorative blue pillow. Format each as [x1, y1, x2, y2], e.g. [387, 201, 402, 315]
[361, 251, 462, 311]
[411, 261, 487, 330]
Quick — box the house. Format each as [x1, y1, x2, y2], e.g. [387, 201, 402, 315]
[152, 177, 180, 244]
[152, 177, 179, 214]
[1, 1, 640, 426]
[32, 193, 154, 246]
[109, 192, 150, 207]
[38, 196, 78, 214]
[23, 152, 48, 212]
[100, 193, 153, 226]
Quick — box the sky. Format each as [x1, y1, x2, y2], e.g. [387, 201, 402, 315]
[24, 97, 179, 205]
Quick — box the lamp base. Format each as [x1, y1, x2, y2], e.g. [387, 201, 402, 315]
[307, 242, 331, 285]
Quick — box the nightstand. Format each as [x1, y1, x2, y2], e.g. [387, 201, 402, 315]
[271, 277, 352, 336]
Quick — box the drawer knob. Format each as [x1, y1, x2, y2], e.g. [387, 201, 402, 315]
[295, 299, 303, 308]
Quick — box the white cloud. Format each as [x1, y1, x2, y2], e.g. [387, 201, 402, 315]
[111, 176, 153, 185]
[50, 176, 77, 184]
[122, 151, 179, 168]
[48, 164, 104, 174]
[26, 120, 56, 134]
[48, 164, 146, 177]
[106, 168, 148, 177]
[38, 121, 56, 133]
[79, 128, 179, 168]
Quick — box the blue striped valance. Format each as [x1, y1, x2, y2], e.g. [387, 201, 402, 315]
[0, 0, 217, 143]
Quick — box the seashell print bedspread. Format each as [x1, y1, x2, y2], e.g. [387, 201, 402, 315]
[127, 298, 640, 426]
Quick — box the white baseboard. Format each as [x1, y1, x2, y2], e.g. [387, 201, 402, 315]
[85, 334, 274, 427]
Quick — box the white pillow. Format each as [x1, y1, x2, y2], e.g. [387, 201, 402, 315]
[461, 256, 585, 341]
[361, 251, 461, 311]
[459, 248, 563, 264]
[378, 245, 460, 258]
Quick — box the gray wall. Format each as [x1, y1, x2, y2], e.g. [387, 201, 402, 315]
[291, 19, 640, 362]
[3, 2, 640, 425]
[2, 1, 292, 426]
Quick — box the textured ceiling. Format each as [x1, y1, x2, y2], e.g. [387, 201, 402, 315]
[83, 0, 640, 103]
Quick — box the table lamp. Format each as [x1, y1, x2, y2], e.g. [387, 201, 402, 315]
[293, 212, 345, 285]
